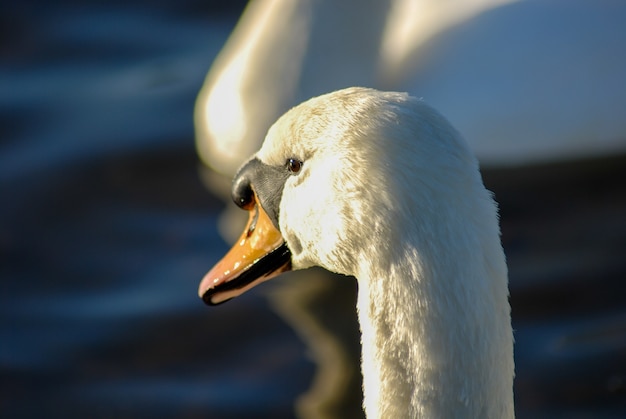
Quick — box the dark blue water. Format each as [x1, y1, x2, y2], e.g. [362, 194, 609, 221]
[2, 1, 625, 418]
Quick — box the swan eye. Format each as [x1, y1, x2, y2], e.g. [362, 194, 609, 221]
[286, 158, 303, 174]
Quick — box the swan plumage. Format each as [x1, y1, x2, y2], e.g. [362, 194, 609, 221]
[199, 87, 514, 418]
[196, 0, 626, 175]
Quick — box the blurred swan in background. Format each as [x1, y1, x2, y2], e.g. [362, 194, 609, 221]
[195, 0, 626, 176]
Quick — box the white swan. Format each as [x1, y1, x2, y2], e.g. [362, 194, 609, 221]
[199, 87, 515, 418]
[196, 0, 626, 175]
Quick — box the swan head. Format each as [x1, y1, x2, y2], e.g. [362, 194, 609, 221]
[199, 87, 514, 417]
[199, 86, 483, 305]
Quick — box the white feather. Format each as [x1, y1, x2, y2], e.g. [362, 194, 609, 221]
[256, 87, 515, 418]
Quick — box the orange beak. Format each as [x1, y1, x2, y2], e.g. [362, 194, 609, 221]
[199, 193, 292, 305]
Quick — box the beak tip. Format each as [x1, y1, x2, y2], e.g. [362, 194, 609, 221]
[201, 289, 232, 306]
[201, 291, 212, 305]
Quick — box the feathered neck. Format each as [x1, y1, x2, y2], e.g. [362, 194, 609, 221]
[353, 191, 515, 418]
[258, 87, 515, 417]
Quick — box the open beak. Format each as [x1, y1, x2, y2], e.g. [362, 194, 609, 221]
[199, 193, 292, 305]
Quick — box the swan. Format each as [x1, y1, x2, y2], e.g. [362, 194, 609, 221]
[199, 87, 515, 418]
[195, 0, 515, 176]
[196, 0, 626, 174]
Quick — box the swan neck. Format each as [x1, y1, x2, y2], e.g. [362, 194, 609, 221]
[355, 239, 514, 418]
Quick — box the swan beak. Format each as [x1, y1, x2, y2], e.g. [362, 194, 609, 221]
[199, 196, 292, 305]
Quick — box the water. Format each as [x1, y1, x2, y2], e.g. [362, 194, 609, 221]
[2, 1, 625, 417]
